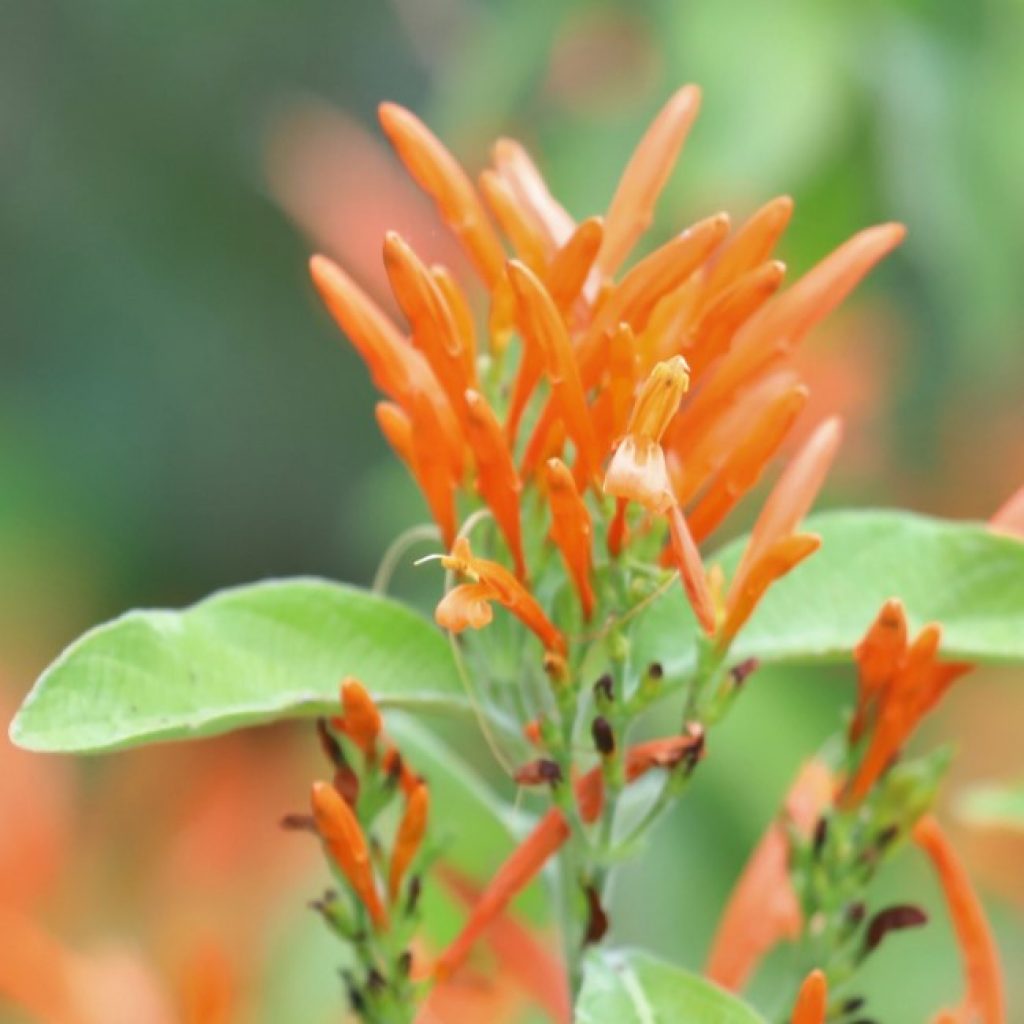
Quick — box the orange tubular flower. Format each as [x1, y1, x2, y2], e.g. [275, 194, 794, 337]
[700, 195, 794, 301]
[581, 214, 732, 378]
[434, 808, 571, 981]
[843, 614, 970, 806]
[378, 102, 505, 288]
[913, 816, 1005, 1024]
[546, 216, 604, 312]
[714, 417, 841, 645]
[507, 260, 602, 484]
[389, 783, 430, 902]
[311, 254, 466, 478]
[436, 538, 566, 654]
[479, 169, 548, 273]
[849, 597, 908, 743]
[843, 620, 971, 807]
[383, 232, 478, 416]
[375, 399, 458, 546]
[310, 781, 388, 929]
[597, 84, 702, 278]
[687, 382, 809, 544]
[666, 503, 718, 635]
[685, 259, 786, 379]
[544, 458, 595, 619]
[590, 323, 640, 460]
[491, 137, 575, 251]
[791, 969, 828, 1024]
[464, 389, 527, 578]
[681, 223, 905, 437]
[604, 355, 691, 513]
[706, 759, 834, 991]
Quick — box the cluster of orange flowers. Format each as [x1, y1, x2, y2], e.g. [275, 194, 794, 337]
[288, 679, 429, 1014]
[706, 601, 1006, 1023]
[311, 85, 900, 649]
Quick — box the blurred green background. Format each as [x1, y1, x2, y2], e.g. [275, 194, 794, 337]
[3, 0, 1023, 1021]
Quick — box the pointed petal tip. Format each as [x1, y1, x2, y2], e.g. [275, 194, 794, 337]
[377, 100, 405, 129]
[671, 83, 703, 111]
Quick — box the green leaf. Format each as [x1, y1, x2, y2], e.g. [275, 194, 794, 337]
[957, 781, 1024, 832]
[576, 948, 766, 1023]
[634, 510, 1024, 678]
[10, 578, 466, 754]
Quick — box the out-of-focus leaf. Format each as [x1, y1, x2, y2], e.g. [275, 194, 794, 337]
[576, 948, 766, 1023]
[957, 781, 1024, 832]
[10, 578, 465, 754]
[634, 510, 1024, 680]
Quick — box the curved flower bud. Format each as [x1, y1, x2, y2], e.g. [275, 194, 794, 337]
[378, 102, 505, 287]
[311, 781, 388, 929]
[791, 969, 827, 1024]
[597, 85, 702, 277]
[390, 783, 430, 902]
[544, 458, 595, 619]
[913, 816, 1005, 1024]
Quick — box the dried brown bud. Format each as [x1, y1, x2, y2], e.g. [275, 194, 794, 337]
[863, 904, 928, 954]
[591, 716, 615, 756]
[583, 884, 609, 945]
[729, 657, 760, 687]
[593, 673, 614, 703]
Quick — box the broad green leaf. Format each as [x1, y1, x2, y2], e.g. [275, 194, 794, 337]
[957, 781, 1024, 832]
[576, 948, 766, 1024]
[10, 578, 466, 754]
[634, 510, 1024, 679]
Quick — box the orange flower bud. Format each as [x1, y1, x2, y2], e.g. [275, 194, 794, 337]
[492, 137, 575, 250]
[686, 260, 786, 379]
[464, 389, 527, 578]
[431, 264, 477, 368]
[378, 102, 505, 287]
[389, 783, 430, 902]
[850, 597, 908, 742]
[729, 417, 842, 598]
[544, 458, 595, 619]
[546, 217, 604, 312]
[311, 781, 388, 929]
[701, 195, 793, 300]
[479, 169, 548, 272]
[597, 85, 702, 277]
[339, 678, 382, 755]
[665, 503, 717, 635]
[383, 232, 477, 418]
[719, 533, 820, 645]
[687, 384, 808, 544]
[792, 969, 827, 1024]
[843, 622, 970, 806]
[508, 261, 601, 484]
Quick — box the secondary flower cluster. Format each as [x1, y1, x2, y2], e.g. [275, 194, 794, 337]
[285, 678, 429, 1019]
[706, 602, 1005, 1023]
